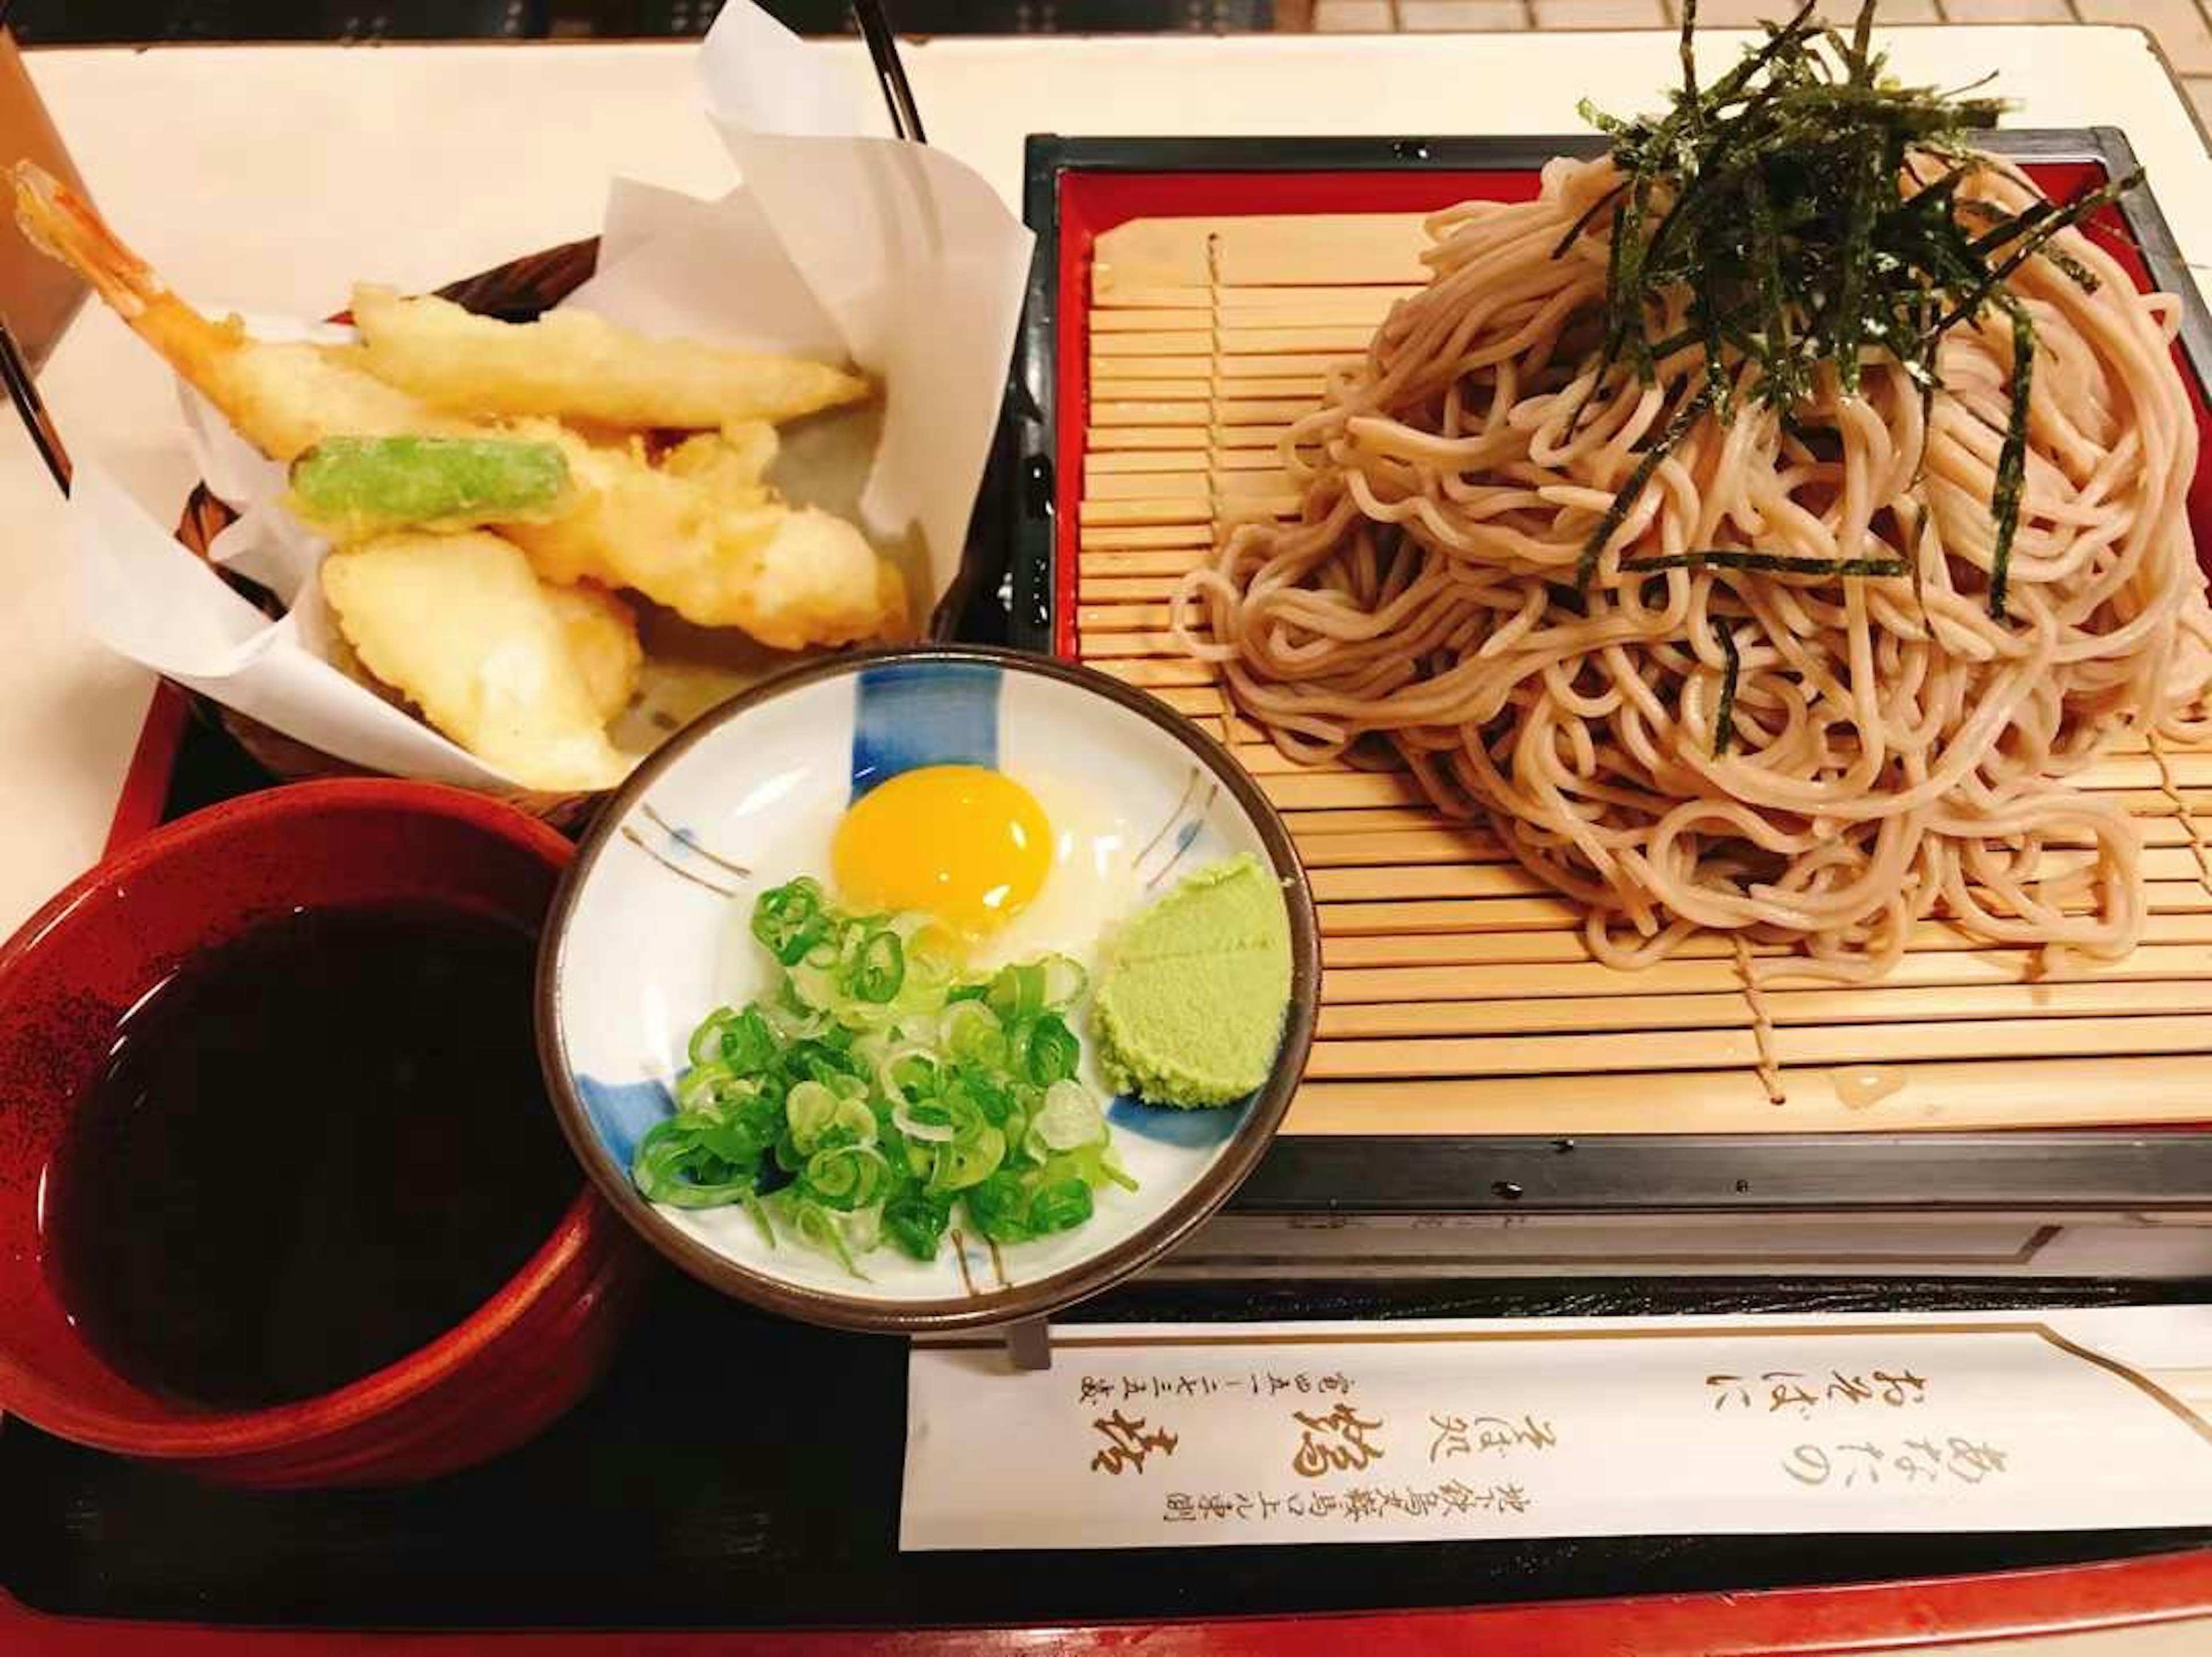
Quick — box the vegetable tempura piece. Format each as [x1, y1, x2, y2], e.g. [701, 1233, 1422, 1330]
[506, 427, 908, 651]
[288, 436, 573, 541]
[10, 163, 456, 461]
[321, 531, 632, 792]
[349, 284, 872, 430]
[544, 580, 644, 724]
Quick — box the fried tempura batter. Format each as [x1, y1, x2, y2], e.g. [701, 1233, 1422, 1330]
[543, 579, 645, 724]
[509, 424, 908, 650]
[349, 284, 870, 430]
[322, 532, 633, 792]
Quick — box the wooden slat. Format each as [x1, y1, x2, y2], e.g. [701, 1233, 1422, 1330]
[1078, 527, 1214, 552]
[1297, 828, 1506, 868]
[1285, 805, 1461, 835]
[1092, 352, 1353, 380]
[1316, 883, 2212, 941]
[1085, 452, 1288, 484]
[1313, 864, 1552, 902]
[1091, 293, 1399, 329]
[1321, 944, 2212, 1007]
[1305, 846, 2212, 899]
[1078, 548, 1210, 576]
[1305, 1012, 2212, 1083]
[1281, 1054, 2212, 1135]
[1081, 576, 1183, 602]
[1088, 425, 1289, 452]
[1262, 770, 1427, 809]
[1097, 282, 1420, 310]
[1085, 452, 1207, 478]
[1092, 212, 1433, 289]
[1084, 472, 1297, 505]
[1319, 894, 1587, 937]
[1316, 910, 2212, 970]
[1089, 657, 1223, 688]
[1316, 977, 2212, 1039]
[1091, 400, 1210, 428]
[1076, 500, 1210, 527]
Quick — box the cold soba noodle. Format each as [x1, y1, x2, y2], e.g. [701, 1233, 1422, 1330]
[1176, 15, 2212, 983]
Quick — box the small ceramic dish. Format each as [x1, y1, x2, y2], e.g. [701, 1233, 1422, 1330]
[537, 646, 1319, 1333]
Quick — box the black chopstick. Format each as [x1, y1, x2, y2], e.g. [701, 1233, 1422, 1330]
[850, 0, 926, 145]
[0, 318, 70, 493]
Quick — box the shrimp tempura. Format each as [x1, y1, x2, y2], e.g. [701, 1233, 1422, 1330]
[11, 162, 461, 460]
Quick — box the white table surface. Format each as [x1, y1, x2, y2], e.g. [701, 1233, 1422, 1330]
[3, 24, 2206, 936]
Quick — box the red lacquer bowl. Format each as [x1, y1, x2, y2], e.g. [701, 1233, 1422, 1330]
[0, 779, 651, 1488]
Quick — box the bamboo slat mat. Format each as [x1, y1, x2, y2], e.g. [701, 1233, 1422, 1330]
[1074, 211, 2212, 1137]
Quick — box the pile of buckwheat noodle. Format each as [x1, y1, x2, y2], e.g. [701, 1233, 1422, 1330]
[1174, 152, 2212, 982]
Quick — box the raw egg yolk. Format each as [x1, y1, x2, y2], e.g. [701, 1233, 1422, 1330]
[831, 765, 1052, 937]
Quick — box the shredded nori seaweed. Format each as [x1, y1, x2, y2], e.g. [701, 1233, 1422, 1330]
[1715, 622, 1743, 756]
[1567, 0, 2138, 619]
[1625, 551, 1909, 576]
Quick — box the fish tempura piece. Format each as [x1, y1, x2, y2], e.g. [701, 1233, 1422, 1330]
[288, 435, 573, 541]
[544, 580, 644, 724]
[504, 426, 908, 651]
[349, 283, 872, 430]
[10, 162, 456, 461]
[321, 531, 632, 792]
[663, 419, 778, 504]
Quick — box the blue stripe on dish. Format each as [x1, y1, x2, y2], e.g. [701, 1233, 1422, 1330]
[850, 659, 1002, 801]
[574, 1073, 677, 1170]
[1107, 1092, 1249, 1148]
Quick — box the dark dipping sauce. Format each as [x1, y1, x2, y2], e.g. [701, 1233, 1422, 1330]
[43, 903, 578, 1412]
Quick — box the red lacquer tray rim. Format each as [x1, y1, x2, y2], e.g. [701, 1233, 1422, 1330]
[8, 1546, 2212, 1651]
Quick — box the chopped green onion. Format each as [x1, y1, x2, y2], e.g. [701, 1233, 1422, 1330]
[752, 879, 830, 966]
[884, 1188, 952, 1261]
[844, 930, 904, 1003]
[1037, 955, 1089, 1008]
[1036, 1078, 1105, 1151]
[1027, 1178, 1094, 1236]
[925, 1124, 1007, 1195]
[941, 999, 1007, 1068]
[965, 1171, 1033, 1244]
[635, 876, 1138, 1273]
[1024, 1013, 1083, 1086]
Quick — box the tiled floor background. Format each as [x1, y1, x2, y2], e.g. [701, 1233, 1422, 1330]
[1308, 0, 2212, 136]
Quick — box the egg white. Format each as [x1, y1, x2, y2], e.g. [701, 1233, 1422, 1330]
[972, 770, 1145, 971]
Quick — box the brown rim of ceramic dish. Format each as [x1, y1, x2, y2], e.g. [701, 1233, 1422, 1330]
[534, 644, 1320, 1336]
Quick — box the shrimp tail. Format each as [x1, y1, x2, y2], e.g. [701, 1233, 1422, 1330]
[10, 158, 247, 385]
[11, 161, 164, 319]
[10, 160, 451, 461]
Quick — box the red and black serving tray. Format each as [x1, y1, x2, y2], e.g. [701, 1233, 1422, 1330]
[7, 128, 2212, 1649]
[1007, 128, 2212, 1238]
